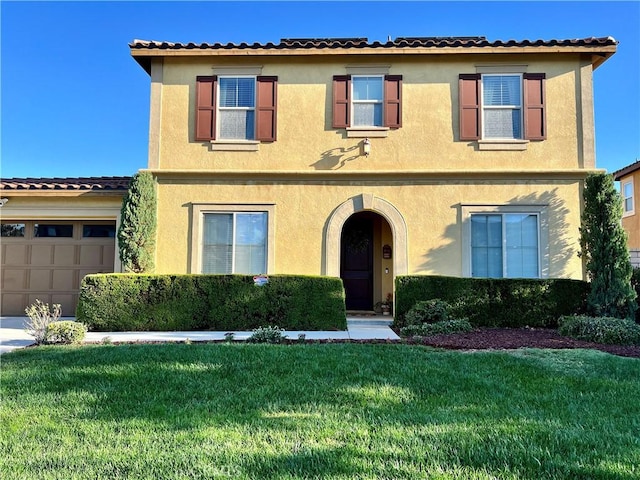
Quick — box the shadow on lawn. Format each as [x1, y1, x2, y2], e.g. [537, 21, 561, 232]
[4, 343, 640, 479]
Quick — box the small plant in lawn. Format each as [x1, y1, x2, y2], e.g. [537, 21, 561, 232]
[224, 332, 235, 343]
[247, 326, 286, 344]
[25, 299, 61, 344]
[401, 319, 473, 337]
[297, 333, 307, 343]
[558, 315, 640, 345]
[101, 336, 113, 345]
[44, 321, 87, 345]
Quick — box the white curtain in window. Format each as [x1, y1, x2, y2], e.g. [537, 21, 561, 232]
[483, 75, 521, 139]
[219, 110, 255, 140]
[218, 78, 255, 140]
[352, 76, 383, 127]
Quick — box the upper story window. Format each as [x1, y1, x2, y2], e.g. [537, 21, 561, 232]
[333, 75, 402, 132]
[459, 72, 546, 143]
[482, 75, 522, 139]
[623, 180, 635, 216]
[195, 75, 277, 144]
[218, 77, 256, 140]
[352, 76, 383, 127]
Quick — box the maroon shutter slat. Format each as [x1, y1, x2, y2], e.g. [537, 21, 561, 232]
[459, 74, 481, 141]
[256, 76, 277, 142]
[523, 73, 546, 141]
[195, 76, 217, 141]
[333, 75, 350, 128]
[384, 75, 402, 128]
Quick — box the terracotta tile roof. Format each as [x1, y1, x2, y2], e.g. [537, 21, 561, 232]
[613, 160, 640, 181]
[130, 36, 617, 50]
[0, 176, 132, 191]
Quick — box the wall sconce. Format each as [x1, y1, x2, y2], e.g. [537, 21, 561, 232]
[362, 138, 371, 156]
[0, 198, 8, 207]
[382, 244, 392, 259]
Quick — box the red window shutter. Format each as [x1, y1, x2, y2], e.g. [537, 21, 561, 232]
[256, 76, 278, 142]
[195, 76, 217, 141]
[384, 75, 402, 128]
[459, 74, 481, 141]
[523, 73, 546, 141]
[333, 75, 350, 128]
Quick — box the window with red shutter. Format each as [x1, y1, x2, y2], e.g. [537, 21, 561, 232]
[523, 73, 546, 141]
[459, 74, 481, 141]
[196, 76, 217, 141]
[256, 76, 277, 142]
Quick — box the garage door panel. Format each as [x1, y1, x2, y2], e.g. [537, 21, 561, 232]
[3, 245, 28, 265]
[52, 294, 75, 315]
[80, 245, 104, 266]
[54, 245, 77, 266]
[2, 269, 27, 289]
[28, 293, 52, 308]
[29, 270, 52, 291]
[31, 245, 54, 265]
[103, 245, 115, 267]
[2, 294, 27, 315]
[53, 269, 77, 290]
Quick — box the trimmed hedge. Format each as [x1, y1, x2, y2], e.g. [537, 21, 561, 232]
[77, 274, 346, 332]
[559, 315, 640, 345]
[395, 275, 589, 328]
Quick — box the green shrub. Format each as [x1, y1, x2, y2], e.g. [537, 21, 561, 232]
[401, 319, 473, 337]
[405, 299, 450, 325]
[247, 326, 286, 344]
[631, 267, 640, 323]
[77, 274, 346, 332]
[558, 315, 640, 345]
[395, 276, 588, 328]
[45, 321, 87, 345]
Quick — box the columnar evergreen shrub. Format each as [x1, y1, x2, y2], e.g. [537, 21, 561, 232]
[117, 171, 157, 273]
[395, 275, 588, 328]
[579, 173, 637, 318]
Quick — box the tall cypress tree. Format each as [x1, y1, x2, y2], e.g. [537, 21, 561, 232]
[117, 171, 157, 273]
[579, 173, 637, 318]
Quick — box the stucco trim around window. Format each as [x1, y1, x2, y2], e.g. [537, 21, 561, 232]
[477, 140, 529, 151]
[210, 141, 260, 152]
[346, 127, 389, 138]
[324, 194, 408, 277]
[622, 179, 635, 217]
[460, 204, 549, 278]
[189, 203, 275, 274]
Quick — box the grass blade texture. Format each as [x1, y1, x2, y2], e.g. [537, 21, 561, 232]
[1, 344, 639, 479]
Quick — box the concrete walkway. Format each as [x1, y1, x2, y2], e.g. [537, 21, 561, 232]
[0, 316, 399, 354]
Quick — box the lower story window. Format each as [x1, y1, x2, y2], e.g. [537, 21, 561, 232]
[202, 212, 267, 274]
[471, 213, 539, 278]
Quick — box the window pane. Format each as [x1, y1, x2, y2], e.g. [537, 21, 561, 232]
[352, 77, 383, 101]
[624, 182, 633, 198]
[234, 213, 267, 274]
[34, 224, 73, 237]
[219, 78, 255, 107]
[483, 76, 521, 106]
[484, 109, 522, 139]
[1, 223, 25, 237]
[471, 215, 503, 278]
[202, 214, 233, 273]
[353, 103, 382, 127]
[626, 197, 634, 212]
[505, 214, 538, 278]
[83, 224, 116, 238]
[219, 110, 255, 140]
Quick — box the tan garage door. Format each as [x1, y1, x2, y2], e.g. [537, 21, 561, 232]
[1, 221, 116, 316]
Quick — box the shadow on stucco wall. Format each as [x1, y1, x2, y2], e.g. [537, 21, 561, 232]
[310, 145, 360, 170]
[419, 189, 576, 278]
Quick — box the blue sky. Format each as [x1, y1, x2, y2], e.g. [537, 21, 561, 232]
[1, 1, 639, 178]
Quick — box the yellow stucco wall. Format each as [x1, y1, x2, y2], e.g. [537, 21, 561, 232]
[143, 50, 596, 304]
[620, 172, 640, 250]
[152, 54, 594, 173]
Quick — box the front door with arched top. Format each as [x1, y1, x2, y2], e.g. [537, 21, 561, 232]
[340, 213, 374, 310]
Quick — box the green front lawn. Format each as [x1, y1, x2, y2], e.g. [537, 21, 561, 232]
[2, 344, 639, 479]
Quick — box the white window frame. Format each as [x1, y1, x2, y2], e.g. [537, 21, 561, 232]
[216, 75, 256, 141]
[622, 180, 635, 217]
[351, 75, 384, 128]
[190, 203, 275, 274]
[462, 205, 549, 279]
[481, 73, 523, 140]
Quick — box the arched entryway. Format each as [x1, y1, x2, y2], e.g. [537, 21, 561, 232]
[325, 194, 408, 311]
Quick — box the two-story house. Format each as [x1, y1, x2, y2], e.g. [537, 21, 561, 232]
[613, 160, 640, 266]
[127, 36, 616, 311]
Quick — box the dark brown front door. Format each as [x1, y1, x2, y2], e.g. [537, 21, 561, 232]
[341, 215, 373, 310]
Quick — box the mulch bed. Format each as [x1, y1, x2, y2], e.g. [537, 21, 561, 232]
[401, 327, 640, 359]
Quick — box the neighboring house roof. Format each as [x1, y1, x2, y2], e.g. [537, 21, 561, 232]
[0, 176, 131, 195]
[130, 36, 618, 74]
[613, 161, 640, 181]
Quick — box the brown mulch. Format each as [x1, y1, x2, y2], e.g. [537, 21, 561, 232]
[402, 327, 640, 359]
